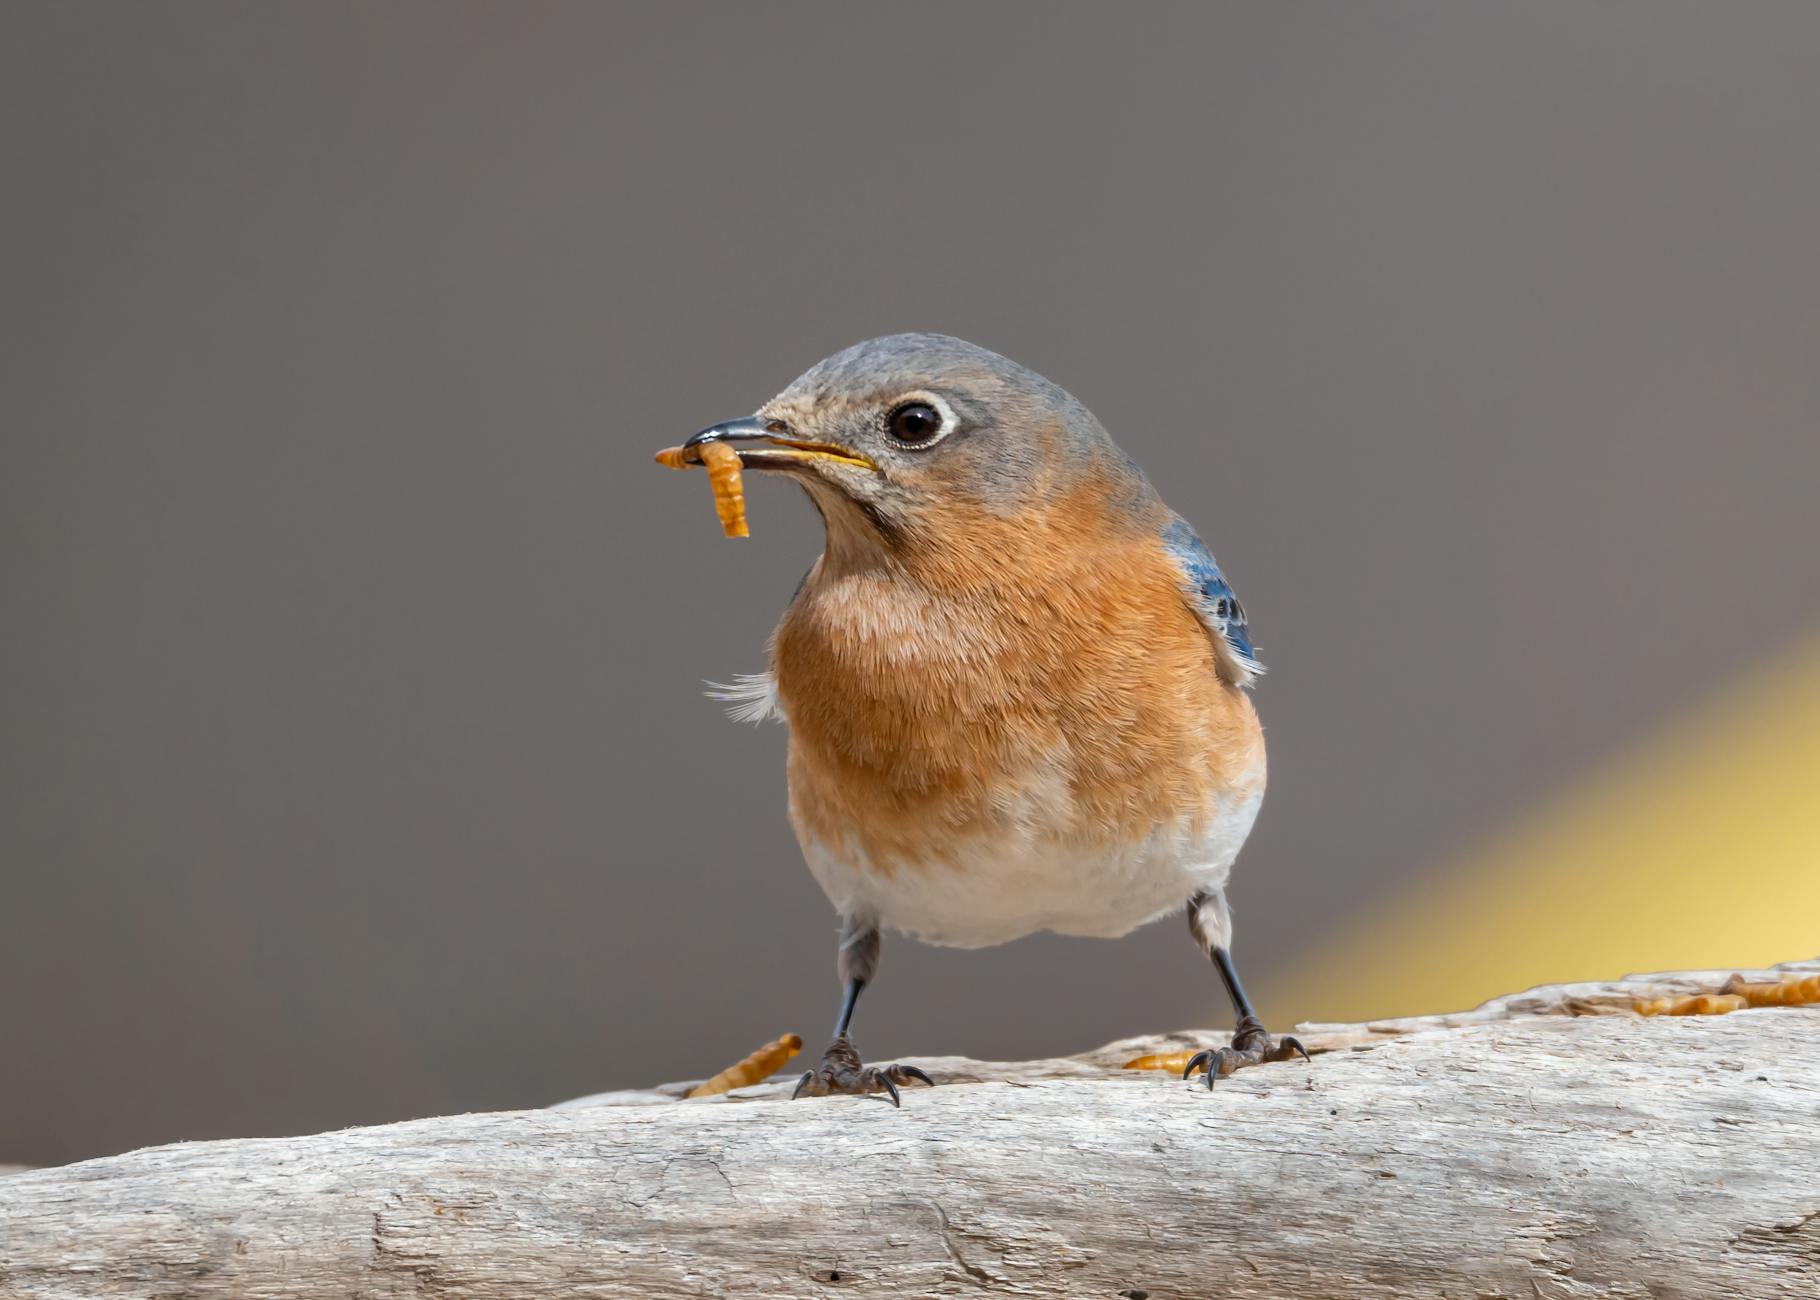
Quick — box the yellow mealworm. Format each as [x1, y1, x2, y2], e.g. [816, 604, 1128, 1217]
[653, 442, 749, 537]
[1637, 971, 1820, 1017]
[1122, 1050, 1200, 1073]
[1723, 972, 1820, 1007]
[1634, 993, 1748, 1017]
[686, 1033, 803, 1097]
[697, 440, 749, 538]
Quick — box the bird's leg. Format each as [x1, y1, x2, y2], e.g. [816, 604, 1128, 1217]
[792, 921, 934, 1106]
[1182, 891, 1309, 1088]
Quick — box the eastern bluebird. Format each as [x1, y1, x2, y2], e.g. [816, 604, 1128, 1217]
[668, 333, 1304, 1102]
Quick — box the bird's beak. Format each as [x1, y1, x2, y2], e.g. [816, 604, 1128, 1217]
[680, 417, 876, 473]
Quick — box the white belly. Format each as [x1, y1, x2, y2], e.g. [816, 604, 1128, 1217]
[799, 784, 1265, 949]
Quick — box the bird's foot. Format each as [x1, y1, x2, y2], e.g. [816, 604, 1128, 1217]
[1183, 1015, 1309, 1088]
[791, 1035, 934, 1107]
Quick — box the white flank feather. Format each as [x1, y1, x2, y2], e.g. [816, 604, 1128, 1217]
[705, 672, 783, 725]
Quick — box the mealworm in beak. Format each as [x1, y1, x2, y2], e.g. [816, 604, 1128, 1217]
[653, 441, 749, 538]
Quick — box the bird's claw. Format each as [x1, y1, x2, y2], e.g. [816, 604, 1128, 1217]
[789, 1036, 935, 1107]
[1184, 1019, 1309, 1088]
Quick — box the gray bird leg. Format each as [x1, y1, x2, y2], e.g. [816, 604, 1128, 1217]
[832, 920, 878, 1037]
[793, 918, 934, 1106]
[1184, 890, 1310, 1087]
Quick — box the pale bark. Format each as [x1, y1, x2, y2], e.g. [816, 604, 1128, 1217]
[3, 961, 1816, 1299]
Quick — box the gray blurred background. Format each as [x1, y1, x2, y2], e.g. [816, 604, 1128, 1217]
[5, 2, 1818, 1167]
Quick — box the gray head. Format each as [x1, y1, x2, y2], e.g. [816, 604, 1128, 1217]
[681, 334, 1156, 552]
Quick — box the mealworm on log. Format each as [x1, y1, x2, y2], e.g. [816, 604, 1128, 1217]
[1722, 971, 1820, 1006]
[1635, 971, 1820, 1016]
[686, 1033, 803, 1098]
[1634, 993, 1748, 1017]
[652, 441, 750, 538]
[1122, 1050, 1199, 1073]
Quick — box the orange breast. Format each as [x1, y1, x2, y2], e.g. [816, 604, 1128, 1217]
[773, 489, 1265, 877]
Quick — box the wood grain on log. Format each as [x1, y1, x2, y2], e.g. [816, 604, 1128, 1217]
[2, 961, 1816, 1299]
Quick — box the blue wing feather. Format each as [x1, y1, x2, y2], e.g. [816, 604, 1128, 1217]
[1162, 517, 1262, 684]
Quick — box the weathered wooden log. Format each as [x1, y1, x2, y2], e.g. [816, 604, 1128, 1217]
[2, 961, 1816, 1298]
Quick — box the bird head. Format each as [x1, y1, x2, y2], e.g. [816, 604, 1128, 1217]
[683, 334, 1156, 568]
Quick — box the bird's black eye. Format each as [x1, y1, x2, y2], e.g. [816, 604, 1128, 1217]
[887, 402, 943, 446]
